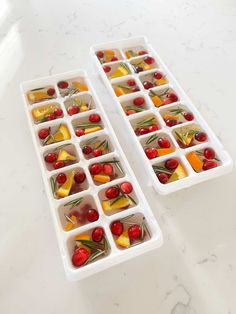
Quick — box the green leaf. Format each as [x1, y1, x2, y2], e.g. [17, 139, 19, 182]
[76, 123, 101, 128]
[145, 134, 158, 144]
[64, 197, 83, 209]
[137, 117, 155, 127]
[110, 195, 124, 206]
[125, 105, 145, 112]
[126, 194, 137, 205]
[153, 166, 172, 175]
[117, 84, 132, 90]
[83, 249, 105, 266]
[50, 177, 56, 195]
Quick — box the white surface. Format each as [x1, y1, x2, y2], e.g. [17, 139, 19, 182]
[0, 0, 236, 313]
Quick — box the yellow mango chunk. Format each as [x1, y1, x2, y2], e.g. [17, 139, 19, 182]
[151, 95, 163, 107]
[168, 164, 187, 183]
[163, 114, 179, 121]
[27, 90, 50, 103]
[56, 170, 75, 198]
[157, 147, 175, 156]
[116, 231, 130, 248]
[114, 87, 125, 97]
[93, 174, 111, 183]
[80, 105, 89, 112]
[57, 149, 76, 161]
[186, 151, 203, 172]
[104, 50, 115, 62]
[110, 65, 129, 79]
[125, 50, 137, 59]
[74, 234, 90, 241]
[157, 77, 168, 85]
[32, 103, 58, 121]
[72, 81, 88, 92]
[84, 126, 102, 134]
[47, 124, 71, 145]
[65, 215, 77, 231]
[102, 196, 132, 212]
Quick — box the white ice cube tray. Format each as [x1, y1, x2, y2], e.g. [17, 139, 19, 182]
[90, 36, 233, 194]
[20, 69, 163, 281]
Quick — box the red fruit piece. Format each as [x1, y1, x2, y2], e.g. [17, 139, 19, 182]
[53, 161, 65, 169]
[89, 163, 103, 175]
[158, 137, 171, 148]
[93, 149, 103, 157]
[148, 124, 158, 132]
[75, 129, 85, 137]
[153, 72, 162, 79]
[163, 99, 173, 105]
[68, 105, 79, 116]
[82, 145, 92, 155]
[126, 109, 136, 116]
[96, 51, 104, 58]
[128, 224, 142, 240]
[195, 132, 207, 142]
[138, 128, 149, 135]
[103, 66, 111, 73]
[167, 92, 178, 102]
[157, 172, 169, 184]
[138, 50, 147, 55]
[105, 186, 120, 199]
[44, 152, 57, 163]
[111, 56, 118, 61]
[203, 160, 218, 171]
[127, 79, 136, 86]
[46, 113, 56, 121]
[47, 88, 55, 96]
[56, 173, 67, 184]
[92, 227, 104, 242]
[165, 119, 177, 127]
[54, 108, 63, 116]
[111, 220, 124, 236]
[144, 56, 155, 65]
[58, 81, 69, 89]
[120, 182, 133, 194]
[183, 112, 194, 121]
[204, 148, 215, 160]
[86, 209, 99, 222]
[38, 128, 49, 139]
[135, 66, 143, 73]
[133, 97, 145, 106]
[103, 163, 113, 175]
[165, 158, 179, 170]
[143, 81, 154, 89]
[72, 247, 90, 267]
[145, 147, 158, 159]
[89, 113, 101, 123]
[131, 86, 140, 92]
[74, 171, 86, 183]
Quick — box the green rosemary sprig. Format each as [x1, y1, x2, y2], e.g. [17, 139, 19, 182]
[64, 197, 83, 209]
[153, 165, 172, 175]
[145, 133, 158, 144]
[125, 105, 145, 112]
[50, 176, 56, 195]
[64, 213, 76, 224]
[136, 117, 155, 127]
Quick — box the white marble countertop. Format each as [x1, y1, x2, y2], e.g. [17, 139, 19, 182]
[1, 0, 236, 313]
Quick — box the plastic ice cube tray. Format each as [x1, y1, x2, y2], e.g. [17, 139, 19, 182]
[20, 69, 163, 281]
[90, 36, 233, 194]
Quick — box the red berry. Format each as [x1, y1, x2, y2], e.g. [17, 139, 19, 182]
[157, 172, 169, 184]
[203, 160, 217, 171]
[163, 99, 173, 105]
[68, 105, 79, 115]
[158, 137, 171, 148]
[111, 220, 123, 236]
[103, 163, 113, 175]
[47, 88, 55, 96]
[128, 224, 141, 240]
[167, 92, 178, 102]
[89, 163, 103, 175]
[131, 86, 140, 92]
[127, 79, 136, 86]
[183, 112, 194, 121]
[165, 119, 177, 127]
[133, 97, 145, 106]
[135, 66, 143, 73]
[82, 145, 92, 155]
[138, 50, 148, 55]
[54, 108, 63, 116]
[103, 66, 111, 73]
[44, 152, 57, 163]
[93, 149, 103, 157]
[204, 148, 215, 160]
[58, 81, 69, 89]
[105, 186, 120, 199]
[38, 128, 49, 139]
[111, 56, 118, 61]
[144, 56, 155, 65]
[195, 132, 207, 142]
[56, 173, 67, 184]
[165, 158, 179, 170]
[46, 113, 56, 121]
[96, 51, 104, 58]
[86, 209, 99, 222]
[138, 128, 149, 135]
[74, 171, 86, 183]
[72, 247, 90, 267]
[153, 72, 163, 79]
[126, 109, 136, 116]
[75, 129, 85, 137]
[92, 227, 104, 242]
[89, 113, 101, 123]
[148, 124, 158, 132]
[143, 81, 154, 89]
[53, 161, 65, 169]
[145, 147, 158, 159]
[120, 182, 133, 194]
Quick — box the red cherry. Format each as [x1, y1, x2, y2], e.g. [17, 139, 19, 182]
[133, 97, 145, 106]
[72, 247, 90, 267]
[96, 51, 104, 58]
[144, 56, 155, 65]
[38, 128, 49, 139]
[75, 129, 85, 137]
[165, 158, 179, 170]
[153, 72, 162, 79]
[135, 66, 144, 73]
[92, 227, 104, 242]
[86, 209, 99, 222]
[82, 145, 92, 155]
[103, 66, 111, 73]
[111, 56, 118, 61]
[53, 161, 65, 169]
[204, 148, 215, 159]
[54, 108, 63, 116]
[128, 224, 141, 240]
[167, 92, 178, 102]
[148, 124, 158, 132]
[103, 163, 113, 175]
[203, 160, 218, 171]
[111, 220, 124, 236]
[163, 99, 173, 105]
[120, 182, 133, 194]
[89, 114, 101, 123]
[68, 105, 79, 115]
[47, 88, 55, 96]
[74, 171, 86, 183]
[44, 152, 57, 163]
[183, 112, 194, 121]
[157, 172, 169, 184]
[58, 81, 69, 89]
[138, 50, 148, 55]
[158, 137, 171, 148]
[195, 132, 207, 142]
[127, 79, 136, 86]
[165, 119, 177, 127]
[126, 109, 136, 116]
[93, 149, 103, 157]
[56, 173, 67, 184]
[89, 163, 103, 175]
[138, 128, 149, 135]
[145, 147, 158, 159]
[131, 86, 140, 92]
[143, 81, 154, 89]
[105, 186, 120, 199]
[46, 113, 56, 121]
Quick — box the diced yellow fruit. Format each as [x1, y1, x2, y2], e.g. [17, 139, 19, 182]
[56, 170, 75, 198]
[116, 230, 130, 248]
[74, 234, 90, 241]
[142, 63, 151, 70]
[57, 149, 76, 161]
[182, 134, 194, 146]
[151, 95, 164, 107]
[125, 50, 137, 59]
[80, 105, 89, 112]
[27, 90, 50, 103]
[47, 124, 71, 144]
[65, 215, 77, 231]
[102, 197, 132, 212]
[72, 81, 88, 92]
[32, 104, 58, 121]
[168, 164, 187, 183]
[157, 147, 175, 156]
[93, 174, 111, 183]
[110, 65, 129, 79]
[186, 151, 203, 172]
[163, 114, 179, 121]
[114, 87, 125, 97]
[104, 49, 115, 62]
[157, 77, 168, 85]
[84, 126, 102, 134]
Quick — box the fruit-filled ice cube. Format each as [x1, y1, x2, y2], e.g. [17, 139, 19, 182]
[57, 78, 88, 97]
[80, 134, 113, 159]
[103, 62, 131, 80]
[112, 78, 140, 97]
[153, 158, 187, 184]
[123, 46, 148, 59]
[173, 124, 208, 148]
[37, 123, 71, 146]
[64, 93, 95, 116]
[186, 148, 220, 173]
[27, 86, 56, 104]
[72, 113, 103, 137]
[31, 103, 63, 124]
[139, 71, 168, 90]
[160, 104, 194, 127]
[129, 56, 158, 73]
[149, 88, 179, 108]
[130, 114, 160, 136]
[120, 95, 149, 116]
[96, 49, 122, 63]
